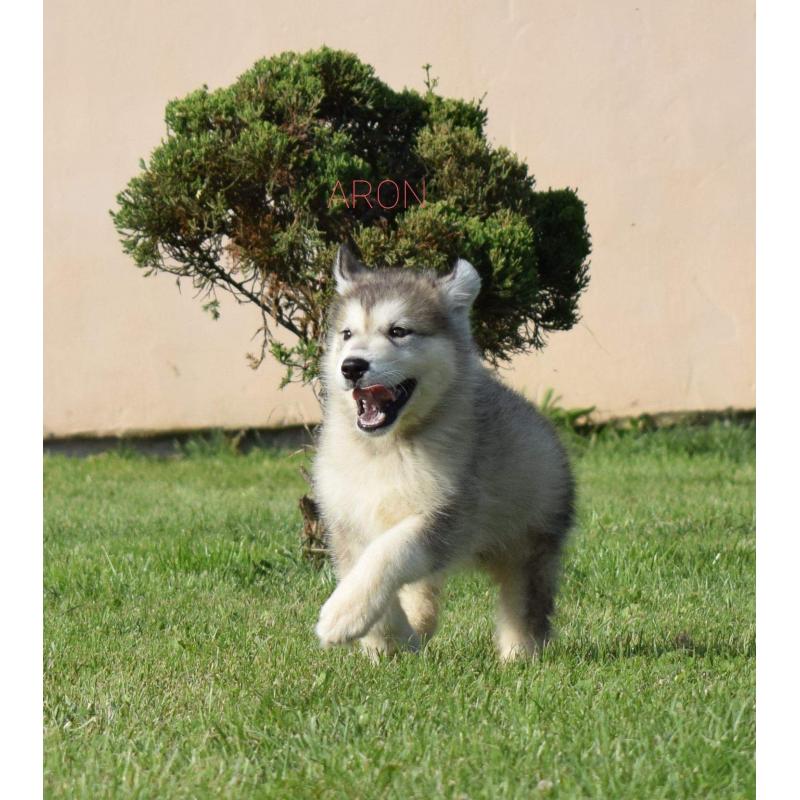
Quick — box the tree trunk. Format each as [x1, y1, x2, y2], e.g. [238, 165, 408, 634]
[298, 468, 327, 564]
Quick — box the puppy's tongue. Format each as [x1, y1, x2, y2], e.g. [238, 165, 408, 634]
[353, 384, 395, 428]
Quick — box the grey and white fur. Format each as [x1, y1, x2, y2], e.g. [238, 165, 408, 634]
[313, 243, 574, 660]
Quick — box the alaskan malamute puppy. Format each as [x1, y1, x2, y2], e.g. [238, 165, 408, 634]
[313, 243, 574, 660]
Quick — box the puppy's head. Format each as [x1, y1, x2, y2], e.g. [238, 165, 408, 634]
[323, 243, 480, 437]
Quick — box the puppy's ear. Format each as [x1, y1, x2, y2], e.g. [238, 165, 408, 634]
[333, 242, 365, 294]
[439, 258, 481, 312]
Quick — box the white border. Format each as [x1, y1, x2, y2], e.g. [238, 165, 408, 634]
[756, 1, 800, 796]
[0, 0, 43, 795]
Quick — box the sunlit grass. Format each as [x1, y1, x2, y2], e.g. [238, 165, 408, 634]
[44, 422, 754, 798]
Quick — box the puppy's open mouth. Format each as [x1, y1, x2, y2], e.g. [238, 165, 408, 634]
[353, 379, 417, 432]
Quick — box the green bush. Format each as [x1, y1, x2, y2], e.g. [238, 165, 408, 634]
[112, 48, 590, 385]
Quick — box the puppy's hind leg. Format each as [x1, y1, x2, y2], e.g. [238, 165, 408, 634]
[492, 538, 563, 661]
[360, 595, 419, 662]
[399, 576, 443, 641]
[361, 576, 444, 661]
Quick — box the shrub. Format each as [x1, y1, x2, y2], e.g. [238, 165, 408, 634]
[112, 48, 590, 386]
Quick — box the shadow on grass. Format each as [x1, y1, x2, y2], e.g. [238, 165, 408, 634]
[547, 630, 755, 663]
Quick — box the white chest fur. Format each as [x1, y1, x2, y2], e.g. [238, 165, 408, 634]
[314, 421, 459, 546]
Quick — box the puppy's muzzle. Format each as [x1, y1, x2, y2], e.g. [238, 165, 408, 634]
[341, 357, 369, 383]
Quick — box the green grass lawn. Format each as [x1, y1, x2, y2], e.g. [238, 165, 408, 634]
[44, 422, 755, 799]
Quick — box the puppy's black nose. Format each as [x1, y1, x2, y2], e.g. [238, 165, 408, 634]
[341, 357, 369, 383]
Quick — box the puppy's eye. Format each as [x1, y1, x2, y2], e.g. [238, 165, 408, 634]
[389, 326, 412, 339]
[341, 329, 352, 341]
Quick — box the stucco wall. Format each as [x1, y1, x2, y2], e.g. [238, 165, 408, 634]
[44, 0, 754, 437]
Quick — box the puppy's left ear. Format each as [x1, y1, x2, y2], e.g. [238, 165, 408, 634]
[333, 242, 365, 294]
[439, 258, 481, 312]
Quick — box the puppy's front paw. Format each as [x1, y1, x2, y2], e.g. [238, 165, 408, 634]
[315, 584, 378, 648]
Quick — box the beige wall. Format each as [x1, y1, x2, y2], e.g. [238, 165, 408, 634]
[44, 0, 754, 437]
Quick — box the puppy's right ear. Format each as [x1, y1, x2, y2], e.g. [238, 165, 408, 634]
[333, 242, 365, 294]
[439, 258, 481, 312]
